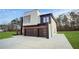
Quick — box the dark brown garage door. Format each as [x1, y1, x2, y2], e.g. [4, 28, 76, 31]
[38, 27, 48, 38]
[24, 28, 38, 36]
[24, 23, 48, 38]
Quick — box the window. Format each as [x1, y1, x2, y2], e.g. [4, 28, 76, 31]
[43, 16, 49, 23]
[43, 17, 46, 23]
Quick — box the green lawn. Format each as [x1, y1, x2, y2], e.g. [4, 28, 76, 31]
[0, 31, 16, 39]
[58, 31, 79, 49]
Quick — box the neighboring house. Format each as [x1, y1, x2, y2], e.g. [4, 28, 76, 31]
[7, 19, 21, 31]
[0, 25, 7, 32]
[0, 29, 4, 32]
[17, 10, 57, 39]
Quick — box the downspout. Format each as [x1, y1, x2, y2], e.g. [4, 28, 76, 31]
[50, 17, 53, 38]
[20, 17, 23, 35]
[48, 16, 52, 39]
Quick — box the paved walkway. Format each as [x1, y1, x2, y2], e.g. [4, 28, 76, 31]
[0, 34, 73, 49]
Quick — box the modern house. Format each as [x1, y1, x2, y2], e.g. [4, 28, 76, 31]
[17, 10, 57, 39]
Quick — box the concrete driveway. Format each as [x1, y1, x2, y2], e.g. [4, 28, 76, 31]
[0, 34, 73, 49]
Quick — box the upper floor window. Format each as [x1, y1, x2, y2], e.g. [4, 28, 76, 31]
[43, 16, 49, 23]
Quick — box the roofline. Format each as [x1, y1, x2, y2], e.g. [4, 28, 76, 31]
[23, 9, 39, 15]
[40, 13, 52, 16]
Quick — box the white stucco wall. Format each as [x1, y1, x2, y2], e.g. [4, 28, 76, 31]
[23, 10, 40, 26]
[48, 17, 57, 39]
[51, 18, 57, 34]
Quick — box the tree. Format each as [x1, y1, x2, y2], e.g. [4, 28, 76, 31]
[56, 15, 64, 31]
[70, 11, 79, 30]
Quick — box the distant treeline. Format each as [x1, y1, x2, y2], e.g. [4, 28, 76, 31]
[0, 18, 21, 31]
[56, 11, 79, 31]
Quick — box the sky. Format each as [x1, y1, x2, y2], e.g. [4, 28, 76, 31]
[0, 9, 73, 24]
